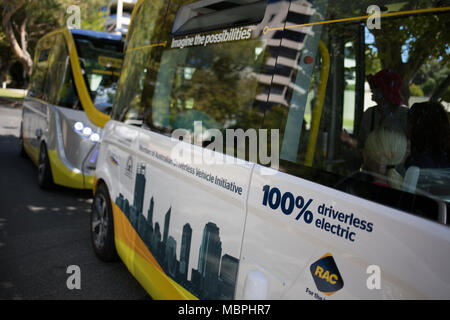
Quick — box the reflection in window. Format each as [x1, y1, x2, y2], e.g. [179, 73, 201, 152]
[275, 5, 450, 224]
[74, 37, 123, 114]
[147, 40, 267, 134]
[112, 0, 450, 223]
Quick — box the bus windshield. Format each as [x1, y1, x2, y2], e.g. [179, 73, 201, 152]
[74, 34, 124, 115]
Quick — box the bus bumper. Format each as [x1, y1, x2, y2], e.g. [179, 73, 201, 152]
[47, 149, 94, 190]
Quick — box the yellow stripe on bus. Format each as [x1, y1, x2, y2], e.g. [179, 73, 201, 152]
[35, 28, 112, 128]
[61, 29, 111, 128]
[124, 0, 145, 52]
[126, 41, 167, 53]
[111, 201, 198, 300]
[47, 149, 93, 189]
[23, 139, 93, 189]
[264, 6, 450, 33]
[305, 40, 330, 167]
[23, 138, 39, 166]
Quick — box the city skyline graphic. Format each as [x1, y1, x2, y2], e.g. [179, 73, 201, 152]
[115, 163, 239, 300]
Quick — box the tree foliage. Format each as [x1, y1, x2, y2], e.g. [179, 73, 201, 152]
[0, 0, 107, 87]
[326, 0, 449, 102]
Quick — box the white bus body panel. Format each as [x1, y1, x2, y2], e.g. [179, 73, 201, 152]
[236, 166, 450, 299]
[97, 121, 450, 299]
[100, 120, 253, 299]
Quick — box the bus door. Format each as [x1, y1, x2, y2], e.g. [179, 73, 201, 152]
[236, 0, 450, 299]
[109, 0, 292, 299]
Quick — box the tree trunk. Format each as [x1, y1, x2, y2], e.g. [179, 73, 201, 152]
[1, 0, 33, 77]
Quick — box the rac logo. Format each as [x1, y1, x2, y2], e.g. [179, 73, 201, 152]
[310, 253, 344, 296]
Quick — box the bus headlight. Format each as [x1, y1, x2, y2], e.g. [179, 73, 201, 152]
[82, 127, 93, 136]
[73, 121, 100, 142]
[74, 122, 84, 131]
[90, 133, 100, 142]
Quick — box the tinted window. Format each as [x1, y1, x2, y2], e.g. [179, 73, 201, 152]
[39, 33, 77, 110]
[271, 1, 450, 224]
[114, 0, 450, 224]
[113, 0, 272, 144]
[112, 0, 170, 125]
[29, 36, 54, 99]
[74, 34, 124, 114]
[51, 33, 83, 110]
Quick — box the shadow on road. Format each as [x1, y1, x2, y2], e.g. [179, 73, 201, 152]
[0, 134, 93, 213]
[0, 134, 150, 300]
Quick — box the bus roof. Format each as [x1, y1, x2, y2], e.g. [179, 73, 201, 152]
[70, 29, 123, 42]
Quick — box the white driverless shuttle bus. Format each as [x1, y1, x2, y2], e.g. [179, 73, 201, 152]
[91, 0, 450, 299]
[20, 28, 123, 189]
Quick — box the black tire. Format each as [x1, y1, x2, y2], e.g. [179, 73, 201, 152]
[38, 143, 54, 189]
[19, 124, 27, 158]
[91, 182, 119, 262]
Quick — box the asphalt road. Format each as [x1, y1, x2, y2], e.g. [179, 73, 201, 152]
[0, 103, 149, 300]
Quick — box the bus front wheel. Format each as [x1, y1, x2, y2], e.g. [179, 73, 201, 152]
[19, 123, 27, 158]
[91, 182, 119, 262]
[38, 143, 54, 189]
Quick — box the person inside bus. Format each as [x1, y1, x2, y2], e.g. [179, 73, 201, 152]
[340, 69, 409, 152]
[363, 127, 408, 190]
[405, 101, 450, 169]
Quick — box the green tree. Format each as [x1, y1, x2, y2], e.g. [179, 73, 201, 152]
[1, 0, 62, 78]
[64, 0, 107, 31]
[369, 11, 449, 102]
[326, 0, 450, 102]
[1, 0, 107, 86]
[0, 28, 14, 84]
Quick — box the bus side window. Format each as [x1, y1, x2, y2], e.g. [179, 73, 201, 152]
[55, 61, 80, 110]
[112, 0, 169, 124]
[44, 34, 65, 105]
[142, 40, 266, 137]
[40, 36, 56, 102]
[117, 0, 272, 161]
[271, 3, 450, 224]
[29, 46, 51, 99]
[51, 34, 80, 110]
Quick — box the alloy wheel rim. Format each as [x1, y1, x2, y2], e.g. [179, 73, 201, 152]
[38, 148, 46, 182]
[92, 194, 108, 249]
